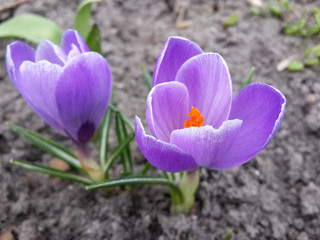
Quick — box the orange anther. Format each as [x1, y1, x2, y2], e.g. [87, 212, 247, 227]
[184, 107, 204, 128]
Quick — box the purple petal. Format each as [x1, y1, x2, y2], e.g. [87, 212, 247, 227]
[67, 44, 81, 61]
[146, 82, 189, 142]
[170, 120, 242, 167]
[61, 30, 90, 55]
[212, 83, 286, 170]
[17, 61, 64, 134]
[135, 116, 198, 172]
[175, 53, 233, 129]
[6, 41, 35, 88]
[152, 37, 203, 87]
[35, 40, 66, 66]
[56, 52, 112, 144]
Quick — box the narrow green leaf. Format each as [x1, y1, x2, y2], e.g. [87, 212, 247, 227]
[86, 175, 184, 203]
[109, 104, 134, 131]
[268, 2, 282, 18]
[284, 19, 306, 35]
[11, 159, 92, 184]
[311, 44, 320, 57]
[287, 60, 304, 72]
[280, 0, 292, 12]
[141, 66, 152, 90]
[223, 13, 238, 27]
[314, 7, 320, 25]
[140, 162, 152, 175]
[0, 14, 62, 44]
[115, 112, 133, 175]
[250, 7, 264, 17]
[99, 108, 112, 169]
[223, 232, 232, 240]
[103, 133, 135, 173]
[8, 124, 83, 172]
[304, 58, 319, 67]
[305, 47, 312, 58]
[86, 24, 102, 53]
[241, 67, 255, 89]
[303, 25, 320, 38]
[75, 0, 101, 41]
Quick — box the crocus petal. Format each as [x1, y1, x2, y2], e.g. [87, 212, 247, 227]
[152, 37, 203, 87]
[6, 41, 35, 88]
[170, 120, 242, 167]
[67, 44, 81, 61]
[18, 61, 64, 134]
[56, 52, 112, 144]
[61, 29, 90, 54]
[211, 83, 286, 170]
[146, 82, 189, 142]
[135, 116, 198, 172]
[175, 53, 233, 129]
[35, 40, 66, 66]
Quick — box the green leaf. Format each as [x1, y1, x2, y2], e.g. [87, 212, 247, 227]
[103, 133, 135, 173]
[11, 159, 92, 184]
[8, 124, 83, 172]
[141, 66, 152, 90]
[115, 112, 133, 175]
[140, 162, 152, 175]
[223, 13, 238, 27]
[109, 104, 134, 131]
[284, 19, 306, 35]
[303, 25, 320, 37]
[268, 2, 282, 18]
[0, 14, 62, 44]
[99, 108, 112, 170]
[250, 7, 264, 17]
[304, 58, 319, 67]
[241, 67, 255, 89]
[280, 0, 292, 12]
[75, 0, 101, 41]
[86, 24, 102, 53]
[314, 7, 320, 25]
[86, 175, 184, 203]
[311, 44, 320, 57]
[287, 60, 304, 72]
[223, 232, 232, 240]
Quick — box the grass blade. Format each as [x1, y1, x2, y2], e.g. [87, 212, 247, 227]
[115, 112, 133, 175]
[99, 108, 112, 169]
[141, 66, 152, 90]
[8, 124, 83, 172]
[103, 133, 134, 173]
[11, 159, 92, 184]
[86, 175, 183, 203]
[109, 104, 134, 131]
[241, 67, 255, 89]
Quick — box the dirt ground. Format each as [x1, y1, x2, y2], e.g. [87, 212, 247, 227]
[0, 0, 320, 239]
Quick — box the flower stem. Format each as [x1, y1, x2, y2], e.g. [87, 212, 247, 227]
[76, 144, 105, 182]
[170, 170, 200, 214]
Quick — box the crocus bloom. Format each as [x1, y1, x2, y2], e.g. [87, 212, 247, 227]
[135, 37, 286, 172]
[6, 30, 112, 145]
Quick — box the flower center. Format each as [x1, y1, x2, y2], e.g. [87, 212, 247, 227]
[184, 107, 204, 128]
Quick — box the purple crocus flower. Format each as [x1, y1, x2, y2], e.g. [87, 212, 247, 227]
[6, 30, 112, 146]
[135, 37, 286, 172]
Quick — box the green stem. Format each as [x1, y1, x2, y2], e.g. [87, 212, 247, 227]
[170, 170, 200, 214]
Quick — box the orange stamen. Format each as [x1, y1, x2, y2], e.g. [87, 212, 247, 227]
[184, 107, 204, 128]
